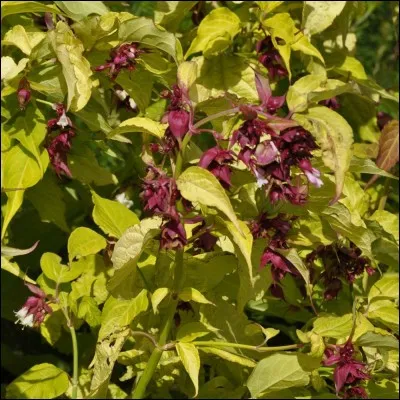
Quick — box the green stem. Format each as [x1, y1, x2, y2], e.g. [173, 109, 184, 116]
[131, 250, 184, 399]
[69, 326, 79, 400]
[35, 98, 54, 107]
[192, 341, 302, 352]
[378, 178, 390, 210]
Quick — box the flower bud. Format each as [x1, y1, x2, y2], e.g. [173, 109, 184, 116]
[168, 109, 190, 139]
[17, 88, 31, 110]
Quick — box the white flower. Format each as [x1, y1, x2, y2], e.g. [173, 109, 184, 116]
[14, 307, 34, 328]
[254, 169, 269, 188]
[115, 89, 128, 101]
[115, 192, 134, 209]
[304, 168, 324, 188]
[128, 98, 137, 110]
[57, 110, 70, 129]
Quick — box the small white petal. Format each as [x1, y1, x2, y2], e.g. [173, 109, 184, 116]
[128, 98, 137, 110]
[22, 313, 35, 327]
[57, 111, 70, 129]
[115, 192, 134, 208]
[254, 170, 269, 188]
[305, 170, 323, 188]
[115, 89, 128, 101]
[15, 307, 28, 320]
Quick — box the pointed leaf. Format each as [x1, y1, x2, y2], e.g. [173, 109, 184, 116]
[99, 290, 149, 340]
[92, 191, 139, 239]
[108, 117, 167, 139]
[6, 363, 69, 399]
[48, 21, 93, 111]
[176, 342, 200, 397]
[177, 166, 243, 235]
[185, 7, 241, 58]
[293, 105, 354, 201]
[247, 353, 309, 397]
[302, 1, 347, 35]
[68, 227, 107, 262]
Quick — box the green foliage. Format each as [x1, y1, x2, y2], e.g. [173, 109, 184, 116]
[1, 1, 398, 399]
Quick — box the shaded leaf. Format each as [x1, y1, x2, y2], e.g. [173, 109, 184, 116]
[6, 363, 69, 399]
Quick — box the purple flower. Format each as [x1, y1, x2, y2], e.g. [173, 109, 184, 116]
[269, 182, 308, 205]
[343, 386, 368, 399]
[160, 220, 187, 250]
[94, 42, 145, 80]
[298, 159, 323, 188]
[15, 283, 52, 328]
[199, 146, 235, 188]
[17, 78, 31, 110]
[256, 37, 288, 79]
[261, 248, 292, 281]
[168, 109, 190, 139]
[320, 96, 340, 110]
[141, 166, 180, 221]
[192, 223, 218, 253]
[307, 243, 374, 300]
[254, 141, 279, 166]
[323, 342, 370, 395]
[377, 111, 393, 130]
[254, 72, 286, 113]
[46, 130, 75, 177]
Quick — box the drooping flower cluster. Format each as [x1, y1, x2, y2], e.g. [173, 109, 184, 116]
[250, 213, 298, 298]
[45, 103, 75, 178]
[306, 243, 375, 300]
[15, 283, 52, 328]
[94, 42, 145, 80]
[161, 84, 190, 140]
[230, 118, 322, 204]
[140, 166, 187, 250]
[17, 77, 31, 110]
[198, 146, 235, 188]
[256, 36, 288, 79]
[323, 341, 370, 398]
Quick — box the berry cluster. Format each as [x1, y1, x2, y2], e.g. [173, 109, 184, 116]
[95, 42, 145, 80]
[45, 103, 75, 178]
[323, 341, 370, 398]
[306, 243, 375, 300]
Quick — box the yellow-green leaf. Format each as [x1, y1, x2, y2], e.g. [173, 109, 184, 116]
[92, 191, 139, 239]
[177, 166, 243, 236]
[99, 290, 148, 340]
[108, 117, 167, 140]
[185, 7, 241, 58]
[176, 342, 200, 397]
[48, 21, 92, 111]
[3, 25, 46, 55]
[293, 105, 354, 201]
[68, 227, 107, 262]
[6, 363, 69, 399]
[302, 1, 346, 36]
[179, 287, 214, 305]
[40, 252, 85, 283]
[151, 287, 170, 313]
